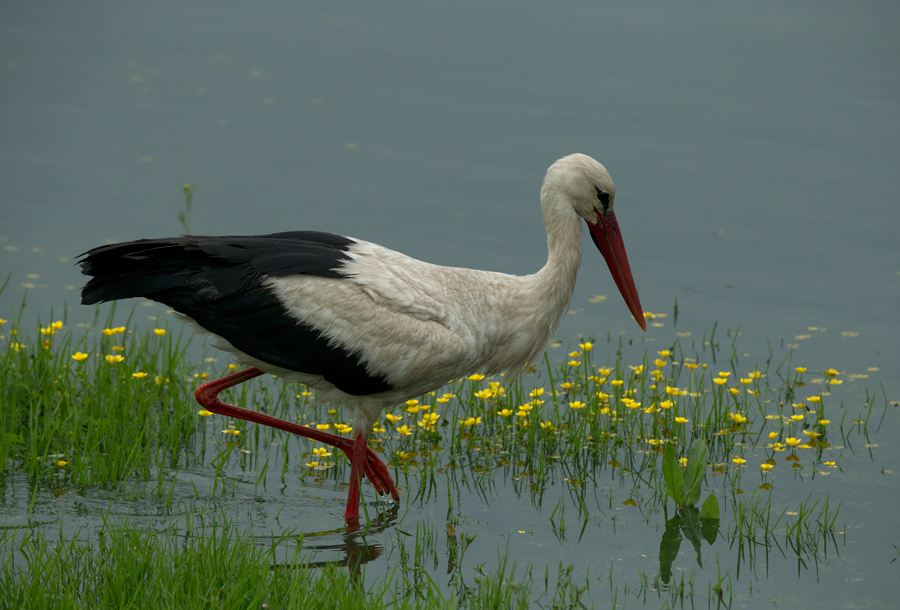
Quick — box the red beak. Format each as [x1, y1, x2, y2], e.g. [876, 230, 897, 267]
[588, 211, 646, 332]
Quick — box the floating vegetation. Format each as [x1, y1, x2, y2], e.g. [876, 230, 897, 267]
[0, 298, 894, 608]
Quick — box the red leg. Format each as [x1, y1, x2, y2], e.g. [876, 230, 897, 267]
[194, 367, 400, 519]
[343, 433, 369, 523]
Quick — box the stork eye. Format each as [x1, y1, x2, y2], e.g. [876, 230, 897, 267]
[595, 187, 610, 210]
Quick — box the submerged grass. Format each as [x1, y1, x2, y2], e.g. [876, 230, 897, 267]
[0, 300, 888, 608]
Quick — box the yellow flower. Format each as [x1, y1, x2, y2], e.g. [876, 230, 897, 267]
[418, 413, 440, 430]
[396, 424, 413, 436]
[678, 457, 688, 468]
[56, 460, 67, 467]
[824, 368, 838, 377]
[713, 378, 727, 386]
[610, 379, 624, 387]
[0, 318, 6, 325]
[819, 419, 830, 426]
[473, 389, 492, 401]
[313, 447, 332, 458]
[761, 463, 774, 471]
[305, 461, 319, 468]
[768, 431, 778, 439]
[823, 461, 837, 467]
[579, 342, 593, 352]
[728, 413, 747, 424]
[101, 326, 126, 336]
[153, 328, 166, 336]
[498, 408, 514, 417]
[436, 397, 450, 404]
[372, 424, 386, 433]
[529, 388, 545, 398]
[659, 400, 674, 410]
[111, 345, 125, 352]
[657, 350, 671, 357]
[385, 413, 402, 423]
[467, 374, 485, 381]
[728, 388, 740, 395]
[740, 378, 753, 385]
[750, 371, 762, 379]
[222, 429, 241, 436]
[653, 359, 667, 367]
[132, 372, 148, 379]
[785, 437, 801, 447]
[105, 354, 124, 364]
[791, 414, 804, 421]
[516, 410, 529, 418]
[559, 382, 574, 390]
[675, 416, 689, 424]
[685, 363, 700, 370]
[539, 420, 556, 431]
[227, 363, 240, 370]
[71, 352, 89, 362]
[334, 423, 352, 434]
[405, 399, 419, 407]
[568, 360, 581, 367]
[597, 367, 611, 376]
[717, 371, 730, 378]
[732, 457, 746, 465]
[569, 401, 586, 410]
[315, 423, 331, 430]
[458, 416, 481, 427]
[827, 379, 843, 385]
[795, 367, 807, 373]
[629, 365, 644, 375]
[197, 410, 213, 417]
[568, 351, 581, 358]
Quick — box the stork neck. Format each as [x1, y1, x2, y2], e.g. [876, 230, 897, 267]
[533, 193, 583, 316]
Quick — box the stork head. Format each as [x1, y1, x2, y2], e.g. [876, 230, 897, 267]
[544, 154, 646, 332]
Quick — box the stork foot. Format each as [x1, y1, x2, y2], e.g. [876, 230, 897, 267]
[195, 368, 400, 523]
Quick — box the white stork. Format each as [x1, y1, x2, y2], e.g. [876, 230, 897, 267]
[79, 153, 646, 525]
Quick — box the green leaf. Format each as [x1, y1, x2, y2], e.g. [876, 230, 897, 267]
[658, 515, 683, 584]
[678, 507, 703, 568]
[699, 494, 720, 521]
[681, 439, 708, 506]
[662, 443, 684, 504]
[700, 494, 721, 545]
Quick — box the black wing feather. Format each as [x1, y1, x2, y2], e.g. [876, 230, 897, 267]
[78, 231, 392, 396]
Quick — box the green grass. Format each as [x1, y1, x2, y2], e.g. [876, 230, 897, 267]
[0, 299, 888, 608]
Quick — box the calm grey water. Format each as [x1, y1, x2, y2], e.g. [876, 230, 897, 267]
[2, 1, 899, 606]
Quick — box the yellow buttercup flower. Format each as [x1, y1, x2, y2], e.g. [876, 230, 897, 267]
[71, 352, 89, 362]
